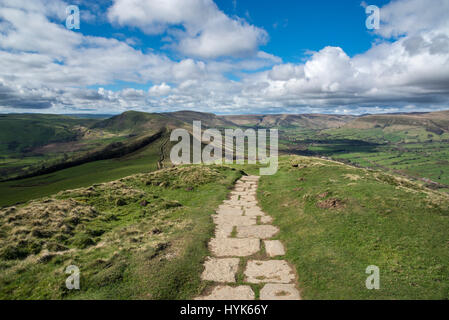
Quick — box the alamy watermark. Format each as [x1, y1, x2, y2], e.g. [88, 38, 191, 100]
[365, 265, 380, 290]
[365, 5, 380, 30]
[65, 265, 80, 290]
[170, 121, 278, 175]
[65, 5, 80, 30]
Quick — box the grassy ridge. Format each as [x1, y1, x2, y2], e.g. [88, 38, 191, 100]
[257, 156, 449, 299]
[0, 165, 242, 299]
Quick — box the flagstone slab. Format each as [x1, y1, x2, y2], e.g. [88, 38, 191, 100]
[209, 238, 260, 257]
[260, 215, 273, 224]
[216, 206, 243, 215]
[215, 224, 233, 238]
[245, 207, 265, 217]
[259, 284, 300, 300]
[230, 192, 247, 197]
[236, 225, 279, 239]
[241, 201, 259, 208]
[223, 201, 240, 206]
[201, 257, 240, 283]
[226, 200, 258, 208]
[244, 260, 295, 284]
[264, 240, 285, 257]
[195, 285, 255, 300]
[214, 214, 257, 227]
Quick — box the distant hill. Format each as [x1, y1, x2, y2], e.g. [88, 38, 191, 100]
[161, 110, 236, 128]
[2, 109, 449, 185]
[91, 111, 185, 133]
[221, 113, 355, 129]
[0, 114, 97, 154]
[342, 110, 449, 135]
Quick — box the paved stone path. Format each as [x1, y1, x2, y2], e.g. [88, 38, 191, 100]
[196, 175, 301, 300]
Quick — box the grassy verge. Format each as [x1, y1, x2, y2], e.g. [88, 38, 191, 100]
[257, 155, 449, 299]
[0, 165, 242, 299]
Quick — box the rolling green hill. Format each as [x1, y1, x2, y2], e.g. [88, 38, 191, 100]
[162, 110, 236, 128]
[0, 112, 178, 181]
[92, 111, 185, 133]
[221, 113, 354, 129]
[2, 109, 449, 206]
[0, 114, 114, 180]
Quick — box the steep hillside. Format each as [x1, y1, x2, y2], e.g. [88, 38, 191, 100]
[1, 111, 183, 181]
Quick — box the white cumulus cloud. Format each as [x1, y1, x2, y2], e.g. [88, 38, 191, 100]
[107, 0, 268, 59]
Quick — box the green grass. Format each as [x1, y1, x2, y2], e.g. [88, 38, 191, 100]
[0, 165, 242, 299]
[255, 155, 449, 299]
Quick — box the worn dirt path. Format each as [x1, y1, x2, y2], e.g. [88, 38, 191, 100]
[196, 175, 301, 300]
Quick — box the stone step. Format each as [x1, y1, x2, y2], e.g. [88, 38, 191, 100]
[236, 225, 279, 239]
[213, 214, 257, 227]
[264, 240, 285, 257]
[260, 284, 300, 300]
[209, 238, 260, 257]
[214, 224, 233, 238]
[216, 206, 244, 215]
[201, 257, 239, 283]
[195, 285, 255, 300]
[244, 260, 296, 284]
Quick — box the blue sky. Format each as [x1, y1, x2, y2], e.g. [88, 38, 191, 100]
[217, 0, 391, 59]
[80, 0, 392, 70]
[0, 0, 448, 114]
[80, 0, 391, 60]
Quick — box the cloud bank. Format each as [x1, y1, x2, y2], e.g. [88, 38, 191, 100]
[0, 0, 448, 115]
